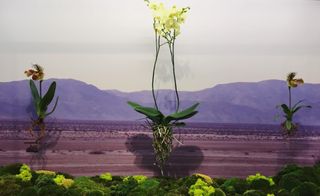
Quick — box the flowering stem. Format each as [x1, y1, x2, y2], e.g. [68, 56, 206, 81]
[39, 80, 43, 98]
[168, 37, 180, 112]
[288, 86, 292, 110]
[152, 33, 161, 110]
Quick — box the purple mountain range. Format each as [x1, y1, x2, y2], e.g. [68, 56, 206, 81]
[0, 79, 319, 125]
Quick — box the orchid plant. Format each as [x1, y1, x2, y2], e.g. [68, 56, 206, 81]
[25, 64, 59, 145]
[128, 1, 199, 175]
[279, 72, 311, 135]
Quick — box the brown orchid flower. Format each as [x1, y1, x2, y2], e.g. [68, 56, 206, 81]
[287, 72, 304, 88]
[24, 64, 44, 81]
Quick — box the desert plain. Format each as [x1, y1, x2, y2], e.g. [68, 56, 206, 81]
[0, 120, 319, 178]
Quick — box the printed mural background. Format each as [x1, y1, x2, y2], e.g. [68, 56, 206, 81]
[0, 0, 320, 178]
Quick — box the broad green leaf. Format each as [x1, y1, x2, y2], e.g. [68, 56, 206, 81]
[45, 97, 59, 117]
[40, 81, 56, 111]
[128, 101, 164, 123]
[164, 103, 199, 123]
[29, 80, 40, 104]
[127, 101, 142, 109]
[280, 104, 291, 115]
[134, 106, 163, 118]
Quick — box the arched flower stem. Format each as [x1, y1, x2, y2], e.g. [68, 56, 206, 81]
[39, 80, 43, 98]
[168, 37, 180, 112]
[152, 32, 161, 110]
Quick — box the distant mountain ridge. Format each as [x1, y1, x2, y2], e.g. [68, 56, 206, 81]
[0, 79, 319, 125]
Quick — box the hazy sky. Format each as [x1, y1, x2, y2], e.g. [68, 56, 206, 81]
[0, 0, 319, 91]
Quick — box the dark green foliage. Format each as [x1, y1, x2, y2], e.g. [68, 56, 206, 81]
[158, 176, 189, 195]
[18, 187, 39, 196]
[0, 163, 23, 176]
[249, 178, 272, 191]
[214, 188, 226, 196]
[35, 174, 55, 188]
[1, 162, 320, 195]
[86, 190, 105, 196]
[111, 176, 138, 195]
[38, 184, 66, 196]
[220, 178, 249, 195]
[181, 175, 199, 188]
[30, 80, 59, 119]
[0, 175, 22, 196]
[277, 189, 290, 196]
[129, 179, 161, 196]
[72, 176, 110, 196]
[214, 178, 226, 186]
[278, 173, 303, 191]
[291, 182, 320, 196]
[277, 165, 320, 192]
[92, 175, 123, 188]
[63, 189, 80, 196]
[274, 164, 301, 184]
[57, 171, 74, 180]
[242, 189, 265, 196]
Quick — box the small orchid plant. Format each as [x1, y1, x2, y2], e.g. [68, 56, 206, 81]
[25, 64, 59, 144]
[128, 1, 199, 175]
[279, 72, 311, 135]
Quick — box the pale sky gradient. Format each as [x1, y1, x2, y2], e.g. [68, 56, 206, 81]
[0, 0, 320, 91]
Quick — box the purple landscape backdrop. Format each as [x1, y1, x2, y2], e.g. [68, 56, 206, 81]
[0, 79, 319, 125]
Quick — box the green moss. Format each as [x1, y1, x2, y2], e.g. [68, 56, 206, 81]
[246, 173, 274, 186]
[16, 164, 32, 182]
[38, 184, 66, 196]
[18, 187, 39, 196]
[273, 164, 301, 184]
[123, 175, 148, 184]
[56, 171, 74, 180]
[112, 176, 138, 195]
[35, 174, 55, 188]
[2, 162, 320, 195]
[278, 173, 302, 192]
[242, 189, 265, 196]
[71, 176, 110, 195]
[0, 175, 22, 196]
[189, 178, 215, 196]
[213, 188, 226, 196]
[86, 190, 105, 196]
[291, 182, 320, 196]
[129, 178, 161, 196]
[35, 170, 56, 176]
[0, 163, 23, 176]
[100, 172, 112, 182]
[221, 178, 249, 194]
[249, 178, 272, 191]
[277, 189, 290, 196]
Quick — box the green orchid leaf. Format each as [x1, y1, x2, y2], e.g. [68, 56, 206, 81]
[135, 106, 164, 122]
[280, 104, 291, 115]
[29, 80, 40, 105]
[164, 103, 199, 123]
[292, 100, 304, 110]
[40, 81, 56, 111]
[128, 101, 164, 123]
[292, 105, 312, 114]
[45, 97, 59, 117]
[127, 101, 142, 109]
